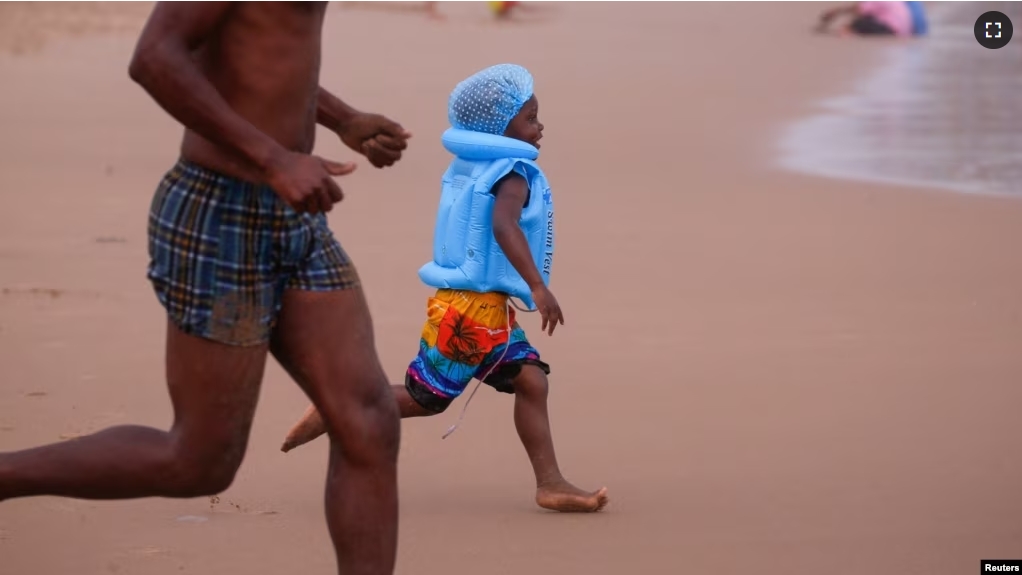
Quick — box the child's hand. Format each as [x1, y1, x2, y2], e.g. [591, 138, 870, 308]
[532, 286, 564, 336]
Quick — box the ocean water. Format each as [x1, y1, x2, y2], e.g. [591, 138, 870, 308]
[777, 1, 1022, 197]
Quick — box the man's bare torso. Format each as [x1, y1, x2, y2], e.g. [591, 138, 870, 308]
[182, 1, 328, 183]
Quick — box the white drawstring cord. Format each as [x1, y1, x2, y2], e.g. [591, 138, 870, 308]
[441, 297, 537, 439]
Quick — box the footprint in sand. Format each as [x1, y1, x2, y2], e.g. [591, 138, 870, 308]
[1, 287, 113, 302]
[127, 546, 169, 557]
[208, 496, 278, 516]
[106, 546, 173, 573]
[2, 287, 63, 299]
[209, 496, 247, 513]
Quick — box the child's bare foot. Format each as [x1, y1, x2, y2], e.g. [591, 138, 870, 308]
[535, 480, 608, 513]
[280, 404, 326, 453]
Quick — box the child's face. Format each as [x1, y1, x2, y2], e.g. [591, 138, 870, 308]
[503, 95, 543, 148]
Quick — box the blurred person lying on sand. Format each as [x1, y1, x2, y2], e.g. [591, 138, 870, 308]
[0, 3, 411, 574]
[816, 1, 916, 37]
[423, 1, 518, 21]
[282, 64, 609, 513]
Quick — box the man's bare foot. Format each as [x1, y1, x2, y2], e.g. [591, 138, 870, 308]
[535, 480, 609, 513]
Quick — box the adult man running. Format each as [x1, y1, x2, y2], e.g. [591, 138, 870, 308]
[0, 3, 408, 574]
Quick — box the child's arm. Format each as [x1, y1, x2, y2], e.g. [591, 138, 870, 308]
[493, 173, 564, 335]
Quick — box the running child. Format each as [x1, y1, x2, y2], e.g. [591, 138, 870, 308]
[282, 63, 608, 513]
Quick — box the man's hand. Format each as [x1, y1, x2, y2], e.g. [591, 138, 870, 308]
[337, 112, 412, 169]
[532, 285, 564, 336]
[264, 150, 356, 214]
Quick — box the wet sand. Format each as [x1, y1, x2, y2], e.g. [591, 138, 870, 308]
[2, 2, 1021, 574]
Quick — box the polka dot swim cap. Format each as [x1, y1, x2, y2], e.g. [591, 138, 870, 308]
[448, 63, 534, 135]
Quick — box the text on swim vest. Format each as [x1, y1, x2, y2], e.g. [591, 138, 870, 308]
[542, 210, 553, 276]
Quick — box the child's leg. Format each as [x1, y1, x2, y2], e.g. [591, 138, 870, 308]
[394, 384, 434, 418]
[282, 290, 482, 452]
[508, 364, 609, 512]
[281, 384, 434, 452]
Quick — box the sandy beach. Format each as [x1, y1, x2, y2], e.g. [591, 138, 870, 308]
[2, 2, 1021, 574]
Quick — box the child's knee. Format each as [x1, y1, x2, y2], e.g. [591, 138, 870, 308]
[511, 364, 550, 398]
[404, 374, 455, 414]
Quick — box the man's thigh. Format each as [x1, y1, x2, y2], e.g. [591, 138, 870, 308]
[148, 161, 283, 468]
[165, 321, 269, 474]
[270, 216, 397, 446]
[147, 159, 288, 347]
[270, 287, 390, 417]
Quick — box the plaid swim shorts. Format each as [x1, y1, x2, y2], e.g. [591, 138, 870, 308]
[147, 159, 360, 346]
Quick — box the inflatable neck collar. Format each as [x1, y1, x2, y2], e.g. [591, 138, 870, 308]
[441, 128, 539, 161]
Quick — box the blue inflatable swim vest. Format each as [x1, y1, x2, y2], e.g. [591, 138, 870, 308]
[905, 1, 928, 36]
[417, 128, 554, 310]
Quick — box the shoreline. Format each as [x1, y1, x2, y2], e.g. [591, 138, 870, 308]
[777, 1, 1022, 199]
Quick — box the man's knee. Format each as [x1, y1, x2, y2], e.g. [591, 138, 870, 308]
[164, 433, 248, 497]
[323, 374, 401, 463]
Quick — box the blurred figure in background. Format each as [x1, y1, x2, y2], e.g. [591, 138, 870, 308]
[905, 1, 928, 35]
[816, 1, 919, 37]
[489, 1, 518, 20]
[422, 2, 513, 22]
[425, 1, 445, 21]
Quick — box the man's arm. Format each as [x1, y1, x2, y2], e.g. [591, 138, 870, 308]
[317, 86, 411, 168]
[316, 88, 359, 134]
[128, 2, 287, 174]
[492, 173, 544, 290]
